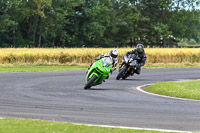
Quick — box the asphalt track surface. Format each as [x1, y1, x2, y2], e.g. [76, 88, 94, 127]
[0, 68, 200, 132]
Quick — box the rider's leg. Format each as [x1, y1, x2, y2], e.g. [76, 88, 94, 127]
[135, 66, 141, 75]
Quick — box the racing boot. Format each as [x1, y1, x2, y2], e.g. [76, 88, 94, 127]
[135, 66, 141, 75]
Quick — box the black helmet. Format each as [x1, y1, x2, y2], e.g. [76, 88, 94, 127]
[136, 44, 144, 53]
[110, 49, 118, 58]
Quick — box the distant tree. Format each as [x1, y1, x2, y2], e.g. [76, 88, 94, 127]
[0, 0, 199, 47]
[102, 0, 140, 47]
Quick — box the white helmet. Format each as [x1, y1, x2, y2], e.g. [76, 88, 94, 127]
[110, 49, 118, 58]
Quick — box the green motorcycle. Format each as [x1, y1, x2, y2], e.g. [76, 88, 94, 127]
[84, 57, 112, 89]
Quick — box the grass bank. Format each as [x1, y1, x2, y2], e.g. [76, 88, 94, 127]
[0, 118, 179, 133]
[144, 80, 200, 100]
[0, 64, 200, 73]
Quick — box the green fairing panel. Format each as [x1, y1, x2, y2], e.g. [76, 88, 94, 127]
[85, 58, 112, 85]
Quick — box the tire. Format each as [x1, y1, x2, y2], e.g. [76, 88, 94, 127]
[84, 75, 97, 89]
[122, 76, 127, 80]
[116, 66, 127, 80]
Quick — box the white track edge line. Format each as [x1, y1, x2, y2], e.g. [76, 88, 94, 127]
[74, 123, 190, 133]
[136, 80, 200, 102]
[1, 117, 190, 132]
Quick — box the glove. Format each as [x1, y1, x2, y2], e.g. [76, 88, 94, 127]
[111, 67, 116, 71]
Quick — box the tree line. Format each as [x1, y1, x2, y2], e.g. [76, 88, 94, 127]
[0, 0, 199, 48]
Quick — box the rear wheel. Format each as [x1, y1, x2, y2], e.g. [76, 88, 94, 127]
[84, 75, 97, 89]
[116, 66, 127, 80]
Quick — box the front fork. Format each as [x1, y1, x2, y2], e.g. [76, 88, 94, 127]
[126, 65, 135, 76]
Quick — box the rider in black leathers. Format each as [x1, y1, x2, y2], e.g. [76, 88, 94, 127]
[119, 44, 146, 75]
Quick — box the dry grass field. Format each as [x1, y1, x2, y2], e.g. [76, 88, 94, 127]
[0, 48, 200, 65]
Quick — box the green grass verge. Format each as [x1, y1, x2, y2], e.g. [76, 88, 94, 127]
[144, 80, 200, 100]
[0, 64, 200, 73]
[0, 118, 179, 133]
[0, 65, 89, 72]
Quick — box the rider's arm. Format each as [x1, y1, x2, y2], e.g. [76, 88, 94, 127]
[125, 49, 136, 56]
[110, 58, 118, 73]
[103, 53, 110, 57]
[112, 58, 118, 68]
[94, 55, 104, 61]
[94, 53, 109, 61]
[139, 53, 147, 66]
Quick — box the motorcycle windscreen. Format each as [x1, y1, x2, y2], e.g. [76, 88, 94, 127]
[130, 54, 136, 60]
[130, 60, 137, 66]
[124, 55, 128, 63]
[102, 57, 112, 67]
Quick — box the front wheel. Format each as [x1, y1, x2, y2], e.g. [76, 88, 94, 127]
[84, 75, 97, 89]
[116, 66, 127, 80]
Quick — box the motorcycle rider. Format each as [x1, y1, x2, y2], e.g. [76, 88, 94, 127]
[119, 44, 146, 75]
[87, 49, 118, 77]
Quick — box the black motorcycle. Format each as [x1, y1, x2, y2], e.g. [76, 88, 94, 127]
[116, 54, 138, 80]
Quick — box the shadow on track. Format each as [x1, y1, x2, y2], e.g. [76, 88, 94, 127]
[116, 78, 146, 81]
[85, 88, 113, 91]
